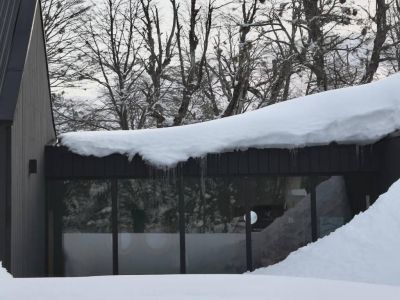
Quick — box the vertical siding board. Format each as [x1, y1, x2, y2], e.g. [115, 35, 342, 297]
[10, 3, 55, 277]
[248, 148, 259, 174]
[0, 126, 6, 261]
[258, 149, 269, 174]
[269, 149, 280, 173]
[238, 151, 249, 175]
[227, 152, 237, 175]
[279, 149, 290, 174]
[206, 154, 218, 176]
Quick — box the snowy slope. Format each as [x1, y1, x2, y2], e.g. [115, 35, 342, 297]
[60, 73, 400, 168]
[0, 274, 399, 300]
[252, 178, 400, 285]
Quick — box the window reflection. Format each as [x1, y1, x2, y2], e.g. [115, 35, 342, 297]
[62, 180, 113, 276]
[184, 178, 247, 274]
[118, 179, 180, 275]
[52, 175, 354, 276]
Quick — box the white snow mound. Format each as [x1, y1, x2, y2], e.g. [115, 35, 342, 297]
[60, 73, 400, 168]
[252, 178, 400, 285]
[0, 262, 12, 279]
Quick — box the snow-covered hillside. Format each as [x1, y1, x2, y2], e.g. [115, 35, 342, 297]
[253, 178, 400, 285]
[60, 73, 400, 168]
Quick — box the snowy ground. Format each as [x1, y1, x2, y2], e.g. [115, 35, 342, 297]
[0, 274, 400, 300]
[60, 73, 400, 168]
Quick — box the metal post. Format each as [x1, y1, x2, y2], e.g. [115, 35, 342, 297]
[310, 180, 318, 242]
[178, 174, 186, 274]
[243, 178, 253, 272]
[111, 179, 119, 275]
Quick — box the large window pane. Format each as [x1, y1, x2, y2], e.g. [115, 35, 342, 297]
[251, 177, 313, 269]
[316, 176, 352, 238]
[185, 177, 247, 274]
[251, 176, 352, 269]
[62, 180, 112, 276]
[118, 179, 180, 274]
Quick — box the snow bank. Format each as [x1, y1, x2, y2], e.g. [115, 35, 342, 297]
[0, 262, 11, 279]
[60, 73, 400, 168]
[252, 178, 400, 285]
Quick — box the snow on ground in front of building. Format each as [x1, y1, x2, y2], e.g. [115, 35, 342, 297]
[253, 178, 400, 285]
[60, 73, 400, 168]
[0, 274, 399, 300]
[0, 262, 11, 279]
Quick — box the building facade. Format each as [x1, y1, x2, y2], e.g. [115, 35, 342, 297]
[0, 0, 56, 277]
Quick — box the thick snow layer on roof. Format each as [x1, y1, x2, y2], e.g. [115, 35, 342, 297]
[60, 73, 400, 168]
[252, 178, 400, 285]
[0, 274, 399, 300]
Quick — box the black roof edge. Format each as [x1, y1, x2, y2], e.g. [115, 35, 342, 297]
[0, 0, 38, 121]
[38, 2, 57, 137]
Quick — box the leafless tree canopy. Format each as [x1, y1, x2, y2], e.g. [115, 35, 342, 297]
[41, 0, 400, 133]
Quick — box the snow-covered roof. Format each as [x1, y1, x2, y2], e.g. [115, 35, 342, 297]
[60, 73, 400, 168]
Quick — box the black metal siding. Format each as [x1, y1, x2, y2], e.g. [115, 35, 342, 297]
[10, 2, 56, 277]
[0, 126, 6, 262]
[45, 143, 379, 179]
[0, 0, 36, 121]
[0, 0, 20, 94]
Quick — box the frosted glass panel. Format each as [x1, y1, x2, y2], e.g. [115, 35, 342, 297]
[63, 233, 112, 276]
[184, 178, 247, 274]
[62, 180, 112, 276]
[118, 179, 180, 274]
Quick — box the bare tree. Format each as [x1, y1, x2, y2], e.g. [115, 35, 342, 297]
[361, 0, 390, 83]
[137, 0, 177, 127]
[75, 0, 145, 130]
[41, 0, 90, 88]
[171, 0, 215, 125]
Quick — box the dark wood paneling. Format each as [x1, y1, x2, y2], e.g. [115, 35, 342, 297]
[45, 142, 380, 180]
[10, 2, 55, 277]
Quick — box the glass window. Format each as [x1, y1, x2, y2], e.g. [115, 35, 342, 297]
[251, 176, 352, 269]
[316, 176, 352, 238]
[251, 176, 313, 269]
[184, 177, 247, 274]
[118, 178, 180, 274]
[61, 180, 113, 276]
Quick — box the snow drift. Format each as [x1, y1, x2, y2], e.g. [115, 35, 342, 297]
[60, 73, 400, 168]
[0, 262, 11, 279]
[252, 178, 400, 285]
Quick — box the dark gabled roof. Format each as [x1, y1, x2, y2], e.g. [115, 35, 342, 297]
[0, 0, 37, 122]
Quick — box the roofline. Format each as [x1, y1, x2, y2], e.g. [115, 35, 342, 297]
[0, 0, 38, 121]
[37, 1, 57, 137]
